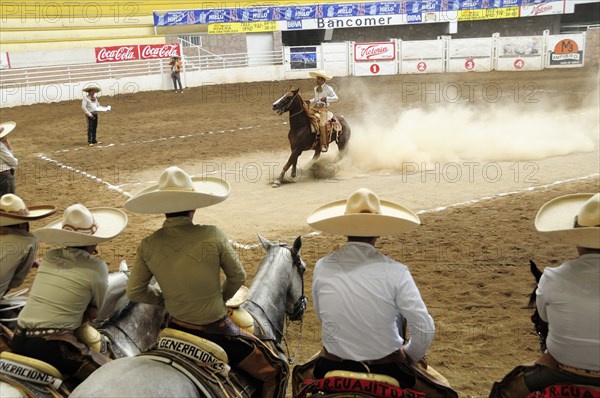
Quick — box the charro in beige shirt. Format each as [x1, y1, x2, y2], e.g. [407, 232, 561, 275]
[17, 248, 108, 330]
[0, 227, 38, 298]
[126, 217, 246, 325]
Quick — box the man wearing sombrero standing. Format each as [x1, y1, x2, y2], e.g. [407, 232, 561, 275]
[12, 203, 128, 386]
[0, 121, 18, 196]
[490, 193, 600, 397]
[81, 85, 102, 147]
[309, 70, 338, 153]
[295, 188, 457, 397]
[0, 194, 56, 351]
[125, 166, 288, 398]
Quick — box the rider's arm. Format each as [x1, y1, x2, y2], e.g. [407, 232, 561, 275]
[324, 85, 339, 104]
[8, 240, 38, 290]
[127, 243, 164, 305]
[216, 228, 246, 302]
[90, 259, 109, 317]
[395, 268, 434, 363]
[535, 272, 552, 322]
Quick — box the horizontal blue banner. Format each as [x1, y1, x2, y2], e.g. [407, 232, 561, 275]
[153, 0, 556, 27]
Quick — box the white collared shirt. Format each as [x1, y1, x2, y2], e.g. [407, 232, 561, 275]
[536, 253, 600, 370]
[310, 83, 338, 107]
[312, 241, 434, 362]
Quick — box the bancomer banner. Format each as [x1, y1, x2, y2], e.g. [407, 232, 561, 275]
[154, 0, 572, 29]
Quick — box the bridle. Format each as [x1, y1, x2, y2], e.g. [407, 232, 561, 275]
[279, 90, 304, 118]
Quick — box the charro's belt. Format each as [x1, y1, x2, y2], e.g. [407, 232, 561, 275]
[558, 362, 600, 378]
[14, 326, 70, 337]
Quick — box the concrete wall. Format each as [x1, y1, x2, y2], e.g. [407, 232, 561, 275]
[585, 27, 600, 66]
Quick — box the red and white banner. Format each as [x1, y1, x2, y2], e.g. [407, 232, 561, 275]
[95, 43, 181, 63]
[354, 42, 395, 62]
[139, 43, 181, 60]
[520, 1, 566, 17]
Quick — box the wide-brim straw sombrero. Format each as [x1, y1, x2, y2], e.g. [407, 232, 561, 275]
[0, 121, 16, 139]
[0, 194, 57, 226]
[226, 286, 249, 308]
[309, 70, 333, 81]
[307, 188, 420, 237]
[34, 205, 128, 246]
[535, 193, 600, 249]
[124, 166, 230, 214]
[82, 84, 101, 93]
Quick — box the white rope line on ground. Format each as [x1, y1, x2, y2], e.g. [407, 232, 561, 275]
[36, 154, 598, 250]
[51, 124, 284, 154]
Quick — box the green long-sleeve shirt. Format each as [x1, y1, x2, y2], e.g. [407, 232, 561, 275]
[127, 217, 246, 325]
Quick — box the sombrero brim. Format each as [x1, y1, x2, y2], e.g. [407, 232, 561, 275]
[0, 121, 17, 139]
[226, 285, 249, 308]
[34, 207, 127, 246]
[124, 176, 230, 214]
[82, 86, 101, 93]
[307, 199, 420, 237]
[0, 205, 57, 227]
[535, 193, 600, 249]
[309, 71, 333, 81]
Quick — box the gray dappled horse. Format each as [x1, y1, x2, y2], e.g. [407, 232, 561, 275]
[0, 261, 166, 397]
[71, 235, 307, 398]
[271, 86, 351, 187]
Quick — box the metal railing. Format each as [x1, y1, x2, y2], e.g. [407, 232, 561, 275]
[0, 50, 284, 88]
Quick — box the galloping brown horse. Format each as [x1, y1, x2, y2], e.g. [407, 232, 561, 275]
[271, 86, 351, 188]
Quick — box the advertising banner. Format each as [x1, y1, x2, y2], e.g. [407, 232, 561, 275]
[208, 21, 278, 34]
[153, 0, 565, 27]
[354, 42, 396, 61]
[95, 44, 181, 63]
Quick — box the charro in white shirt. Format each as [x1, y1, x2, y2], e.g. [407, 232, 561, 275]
[312, 241, 435, 363]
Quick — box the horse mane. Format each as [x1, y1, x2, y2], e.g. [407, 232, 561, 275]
[528, 260, 543, 308]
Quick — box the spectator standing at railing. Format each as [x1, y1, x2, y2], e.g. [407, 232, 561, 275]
[0, 121, 18, 196]
[169, 56, 184, 94]
[81, 85, 103, 147]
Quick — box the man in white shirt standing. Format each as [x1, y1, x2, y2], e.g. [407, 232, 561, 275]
[294, 188, 456, 397]
[490, 193, 600, 397]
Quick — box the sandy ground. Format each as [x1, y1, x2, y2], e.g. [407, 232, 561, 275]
[2, 66, 599, 397]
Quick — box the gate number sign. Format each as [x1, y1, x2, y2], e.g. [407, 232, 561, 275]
[514, 59, 525, 69]
[465, 59, 475, 70]
[370, 64, 380, 74]
[417, 61, 427, 72]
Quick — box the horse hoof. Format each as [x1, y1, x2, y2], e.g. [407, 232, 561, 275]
[272, 180, 281, 188]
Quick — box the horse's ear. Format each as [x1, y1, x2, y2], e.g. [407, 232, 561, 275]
[258, 234, 271, 250]
[292, 236, 302, 255]
[529, 260, 543, 283]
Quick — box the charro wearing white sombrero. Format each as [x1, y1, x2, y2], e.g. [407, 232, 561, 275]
[12, 203, 127, 385]
[0, 120, 18, 196]
[124, 166, 288, 398]
[81, 84, 103, 147]
[294, 188, 458, 398]
[308, 70, 338, 153]
[491, 193, 600, 397]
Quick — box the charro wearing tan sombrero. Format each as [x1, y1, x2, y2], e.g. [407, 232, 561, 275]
[124, 166, 288, 398]
[12, 203, 127, 386]
[308, 70, 338, 153]
[293, 188, 457, 398]
[490, 193, 600, 398]
[0, 121, 18, 196]
[0, 194, 56, 299]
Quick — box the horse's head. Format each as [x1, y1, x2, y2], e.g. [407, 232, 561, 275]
[528, 259, 549, 353]
[244, 235, 307, 342]
[272, 86, 300, 115]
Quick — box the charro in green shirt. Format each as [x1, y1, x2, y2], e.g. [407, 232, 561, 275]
[126, 216, 246, 325]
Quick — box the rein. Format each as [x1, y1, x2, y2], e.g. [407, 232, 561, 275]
[281, 91, 305, 119]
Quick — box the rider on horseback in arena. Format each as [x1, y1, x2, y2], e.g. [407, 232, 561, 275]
[490, 193, 600, 397]
[11, 203, 128, 386]
[294, 188, 457, 398]
[124, 166, 289, 398]
[0, 194, 56, 351]
[309, 70, 338, 153]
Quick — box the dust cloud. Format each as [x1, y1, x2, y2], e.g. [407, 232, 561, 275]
[340, 74, 599, 173]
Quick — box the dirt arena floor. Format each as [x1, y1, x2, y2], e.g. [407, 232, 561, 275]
[2, 65, 599, 397]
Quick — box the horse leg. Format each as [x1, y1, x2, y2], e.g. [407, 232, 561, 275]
[273, 150, 301, 188]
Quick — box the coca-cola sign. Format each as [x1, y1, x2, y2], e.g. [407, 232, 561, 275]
[95, 46, 140, 63]
[354, 42, 395, 61]
[140, 44, 181, 59]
